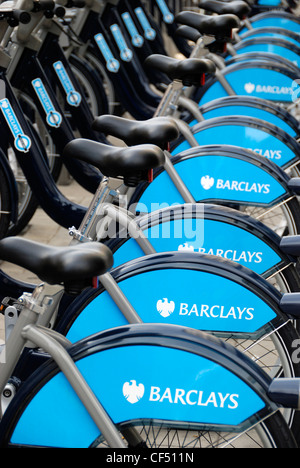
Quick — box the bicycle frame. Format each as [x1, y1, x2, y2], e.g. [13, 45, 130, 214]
[0, 67, 86, 229]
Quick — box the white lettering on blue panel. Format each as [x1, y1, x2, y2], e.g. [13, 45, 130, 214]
[0, 98, 31, 153]
[134, 7, 156, 40]
[94, 33, 120, 73]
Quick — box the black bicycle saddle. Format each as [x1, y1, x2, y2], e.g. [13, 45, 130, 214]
[92, 116, 179, 149]
[64, 139, 165, 186]
[0, 238, 113, 287]
[175, 12, 240, 38]
[198, 0, 251, 20]
[144, 55, 216, 86]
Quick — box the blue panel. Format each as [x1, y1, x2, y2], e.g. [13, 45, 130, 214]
[173, 125, 296, 168]
[257, 0, 281, 5]
[112, 218, 281, 274]
[66, 287, 128, 342]
[11, 345, 266, 447]
[67, 267, 277, 342]
[199, 80, 229, 106]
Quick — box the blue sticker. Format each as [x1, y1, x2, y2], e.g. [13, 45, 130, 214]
[201, 105, 297, 138]
[32, 78, 62, 128]
[134, 7, 156, 40]
[65, 266, 277, 343]
[110, 24, 133, 62]
[94, 33, 120, 73]
[53, 61, 82, 107]
[0, 98, 31, 153]
[228, 43, 300, 68]
[122, 12, 144, 48]
[11, 345, 266, 447]
[155, 0, 174, 24]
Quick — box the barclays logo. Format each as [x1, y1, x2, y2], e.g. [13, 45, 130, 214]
[245, 82, 255, 94]
[200, 174, 270, 194]
[155, 297, 255, 321]
[201, 175, 214, 190]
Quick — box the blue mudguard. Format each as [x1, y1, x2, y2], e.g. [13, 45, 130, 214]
[240, 11, 300, 34]
[227, 37, 300, 69]
[0, 324, 278, 448]
[196, 60, 298, 106]
[56, 250, 286, 342]
[131, 145, 293, 212]
[172, 116, 300, 171]
[197, 96, 300, 138]
[0, 149, 18, 225]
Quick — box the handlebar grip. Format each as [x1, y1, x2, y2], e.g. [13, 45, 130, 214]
[54, 5, 66, 17]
